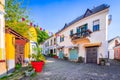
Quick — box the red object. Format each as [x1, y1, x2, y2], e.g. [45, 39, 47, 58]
[40, 27, 42, 31]
[15, 40, 26, 45]
[114, 47, 120, 60]
[30, 22, 32, 26]
[53, 56, 58, 59]
[31, 61, 44, 72]
[22, 18, 25, 21]
[0, 60, 5, 62]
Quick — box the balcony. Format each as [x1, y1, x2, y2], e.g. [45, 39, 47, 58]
[70, 29, 92, 44]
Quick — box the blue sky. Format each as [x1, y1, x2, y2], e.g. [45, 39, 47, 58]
[26, 0, 120, 40]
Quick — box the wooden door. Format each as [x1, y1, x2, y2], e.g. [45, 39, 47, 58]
[15, 44, 24, 65]
[86, 47, 97, 63]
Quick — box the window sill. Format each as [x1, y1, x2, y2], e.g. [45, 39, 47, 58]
[93, 30, 100, 33]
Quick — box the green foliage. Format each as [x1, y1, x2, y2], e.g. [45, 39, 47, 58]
[31, 43, 46, 62]
[36, 27, 49, 44]
[5, 0, 31, 38]
[15, 63, 22, 70]
[5, 0, 29, 22]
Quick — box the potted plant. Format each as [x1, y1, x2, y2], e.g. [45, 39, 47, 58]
[30, 44, 46, 72]
[77, 56, 83, 63]
[53, 54, 58, 59]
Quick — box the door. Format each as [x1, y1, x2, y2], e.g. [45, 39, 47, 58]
[69, 49, 78, 60]
[59, 51, 64, 59]
[15, 44, 24, 65]
[86, 47, 97, 63]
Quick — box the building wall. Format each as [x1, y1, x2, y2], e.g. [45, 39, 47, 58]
[0, 60, 6, 78]
[0, 0, 6, 77]
[108, 37, 120, 59]
[0, 0, 5, 12]
[28, 27, 37, 42]
[0, 0, 5, 61]
[57, 9, 109, 60]
[114, 46, 120, 60]
[5, 33, 15, 73]
[24, 42, 30, 62]
[43, 36, 57, 55]
[43, 7, 109, 64]
[28, 27, 37, 58]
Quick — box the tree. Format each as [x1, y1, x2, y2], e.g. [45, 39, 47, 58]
[5, 0, 30, 37]
[36, 27, 49, 44]
[5, 0, 29, 22]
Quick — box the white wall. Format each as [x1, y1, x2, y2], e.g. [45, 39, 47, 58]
[43, 8, 109, 63]
[0, 9, 5, 60]
[57, 9, 109, 59]
[108, 37, 120, 59]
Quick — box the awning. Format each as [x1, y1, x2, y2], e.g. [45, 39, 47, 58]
[84, 42, 101, 47]
[65, 45, 78, 48]
[57, 46, 64, 49]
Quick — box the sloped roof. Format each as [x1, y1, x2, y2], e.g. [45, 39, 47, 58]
[56, 4, 110, 34]
[46, 4, 110, 41]
[108, 36, 120, 43]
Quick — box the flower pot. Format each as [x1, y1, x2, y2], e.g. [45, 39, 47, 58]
[31, 61, 44, 72]
[53, 56, 58, 59]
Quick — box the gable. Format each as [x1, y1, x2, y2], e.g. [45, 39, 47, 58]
[108, 37, 120, 49]
[29, 27, 37, 42]
[83, 9, 92, 17]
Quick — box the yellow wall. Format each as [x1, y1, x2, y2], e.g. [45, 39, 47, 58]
[0, 48, 2, 60]
[29, 27, 37, 42]
[5, 33, 15, 60]
[24, 42, 30, 59]
[0, 0, 5, 12]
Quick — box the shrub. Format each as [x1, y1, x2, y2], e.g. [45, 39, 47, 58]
[77, 56, 83, 63]
[15, 63, 22, 70]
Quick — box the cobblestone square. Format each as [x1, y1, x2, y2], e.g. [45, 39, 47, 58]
[23, 58, 120, 80]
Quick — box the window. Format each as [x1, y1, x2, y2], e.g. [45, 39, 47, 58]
[54, 38, 56, 45]
[93, 20, 100, 32]
[60, 35, 64, 42]
[81, 24, 88, 36]
[47, 41, 49, 47]
[116, 49, 119, 58]
[70, 30, 73, 36]
[76, 27, 80, 33]
[51, 39, 52, 45]
[81, 24, 88, 32]
[54, 49, 56, 53]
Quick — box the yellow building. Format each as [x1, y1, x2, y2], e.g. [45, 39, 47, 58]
[4, 26, 37, 74]
[28, 27, 37, 60]
[5, 28, 30, 73]
[0, 0, 6, 78]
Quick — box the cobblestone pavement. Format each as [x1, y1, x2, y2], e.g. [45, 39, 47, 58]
[23, 58, 120, 80]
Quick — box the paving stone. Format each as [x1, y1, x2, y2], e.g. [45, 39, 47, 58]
[21, 58, 120, 80]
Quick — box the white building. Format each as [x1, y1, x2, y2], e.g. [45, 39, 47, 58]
[43, 4, 111, 64]
[0, 0, 6, 77]
[108, 36, 120, 59]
